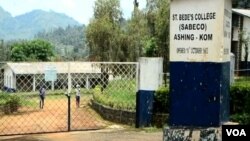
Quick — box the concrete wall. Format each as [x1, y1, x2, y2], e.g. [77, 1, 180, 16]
[91, 100, 135, 125]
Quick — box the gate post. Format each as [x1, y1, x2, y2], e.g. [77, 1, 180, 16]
[67, 62, 71, 131]
[67, 94, 71, 131]
[164, 0, 232, 140]
[136, 57, 163, 128]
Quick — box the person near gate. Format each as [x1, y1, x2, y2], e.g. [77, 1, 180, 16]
[39, 85, 46, 109]
[75, 84, 81, 108]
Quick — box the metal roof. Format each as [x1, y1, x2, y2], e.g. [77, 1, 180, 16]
[232, 9, 250, 18]
[3, 62, 101, 74]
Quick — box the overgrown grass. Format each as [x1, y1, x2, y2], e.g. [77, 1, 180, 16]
[93, 79, 136, 111]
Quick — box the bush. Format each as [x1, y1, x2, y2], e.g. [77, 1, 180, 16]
[230, 113, 250, 125]
[153, 86, 170, 113]
[0, 93, 21, 114]
[230, 82, 250, 114]
[230, 82, 250, 124]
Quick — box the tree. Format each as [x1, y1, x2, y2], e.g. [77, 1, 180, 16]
[146, 0, 157, 36]
[154, 0, 170, 71]
[86, 0, 122, 61]
[143, 37, 158, 57]
[35, 25, 87, 61]
[145, 0, 170, 71]
[125, 1, 150, 61]
[10, 39, 54, 62]
[0, 39, 11, 61]
[0, 39, 4, 61]
[85, 0, 170, 64]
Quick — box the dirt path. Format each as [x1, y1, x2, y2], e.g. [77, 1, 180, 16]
[0, 96, 108, 135]
[0, 128, 163, 141]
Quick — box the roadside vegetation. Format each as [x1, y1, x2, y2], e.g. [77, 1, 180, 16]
[230, 80, 250, 125]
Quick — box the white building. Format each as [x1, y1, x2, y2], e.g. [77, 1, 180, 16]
[1, 62, 104, 92]
[232, 9, 250, 72]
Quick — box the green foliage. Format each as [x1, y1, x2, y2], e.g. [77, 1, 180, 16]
[86, 0, 123, 61]
[35, 25, 87, 61]
[93, 91, 136, 111]
[154, 85, 170, 113]
[94, 0, 122, 23]
[85, 0, 170, 63]
[10, 39, 54, 61]
[0, 93, 21, 114]
[126, 7, 150, 60]
[230, 82, 250, 124]
[230, 113, 250, 125]
[146, 0, 170, 71]
[92, 80, 136, 111]
[0, 40, 14, 61]
[155, 0, 170, 71]
[0, 39, 7, 61]
[144, 37, 158, 57]
[230, 82, 250, 114]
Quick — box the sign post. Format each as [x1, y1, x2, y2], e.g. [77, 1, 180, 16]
[164, 0, 232, 140]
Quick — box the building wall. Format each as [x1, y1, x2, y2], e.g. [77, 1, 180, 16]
[241, 16, 250, 62]
[4, 67, 15, 89]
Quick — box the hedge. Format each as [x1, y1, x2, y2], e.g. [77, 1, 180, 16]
[152, 83, 250, 125]
[230, 82, 250, 124]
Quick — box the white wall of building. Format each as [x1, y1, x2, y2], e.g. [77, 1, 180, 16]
[241, 17, 250, 61]
[4, 67, 15, 89]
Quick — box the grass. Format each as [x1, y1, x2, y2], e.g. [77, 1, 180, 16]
[234, 76, 250, 83]
[1, 87, 94, 110]
[2, 79, 137, 111]
[93, 79, 137, 111]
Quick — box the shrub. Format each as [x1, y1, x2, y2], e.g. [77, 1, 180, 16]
[0, 93, 21, 114]
[230, 82, 250, 114]
[230, 82, 250, 124]
[153, 85, 170, 113]
[230, 113, 250, 125]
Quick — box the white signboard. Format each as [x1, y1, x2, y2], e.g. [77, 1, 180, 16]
[45, 66, 57, 81]
[170, 0, 232, 62]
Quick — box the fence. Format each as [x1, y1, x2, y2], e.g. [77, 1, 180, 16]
[0, 62, 138, 135]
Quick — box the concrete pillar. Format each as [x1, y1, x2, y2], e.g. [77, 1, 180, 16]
[136, 57, 163, 128]
[33, 75, 36, 92]
[86, 76, 90, 89]
[169, 0, 231, 127]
